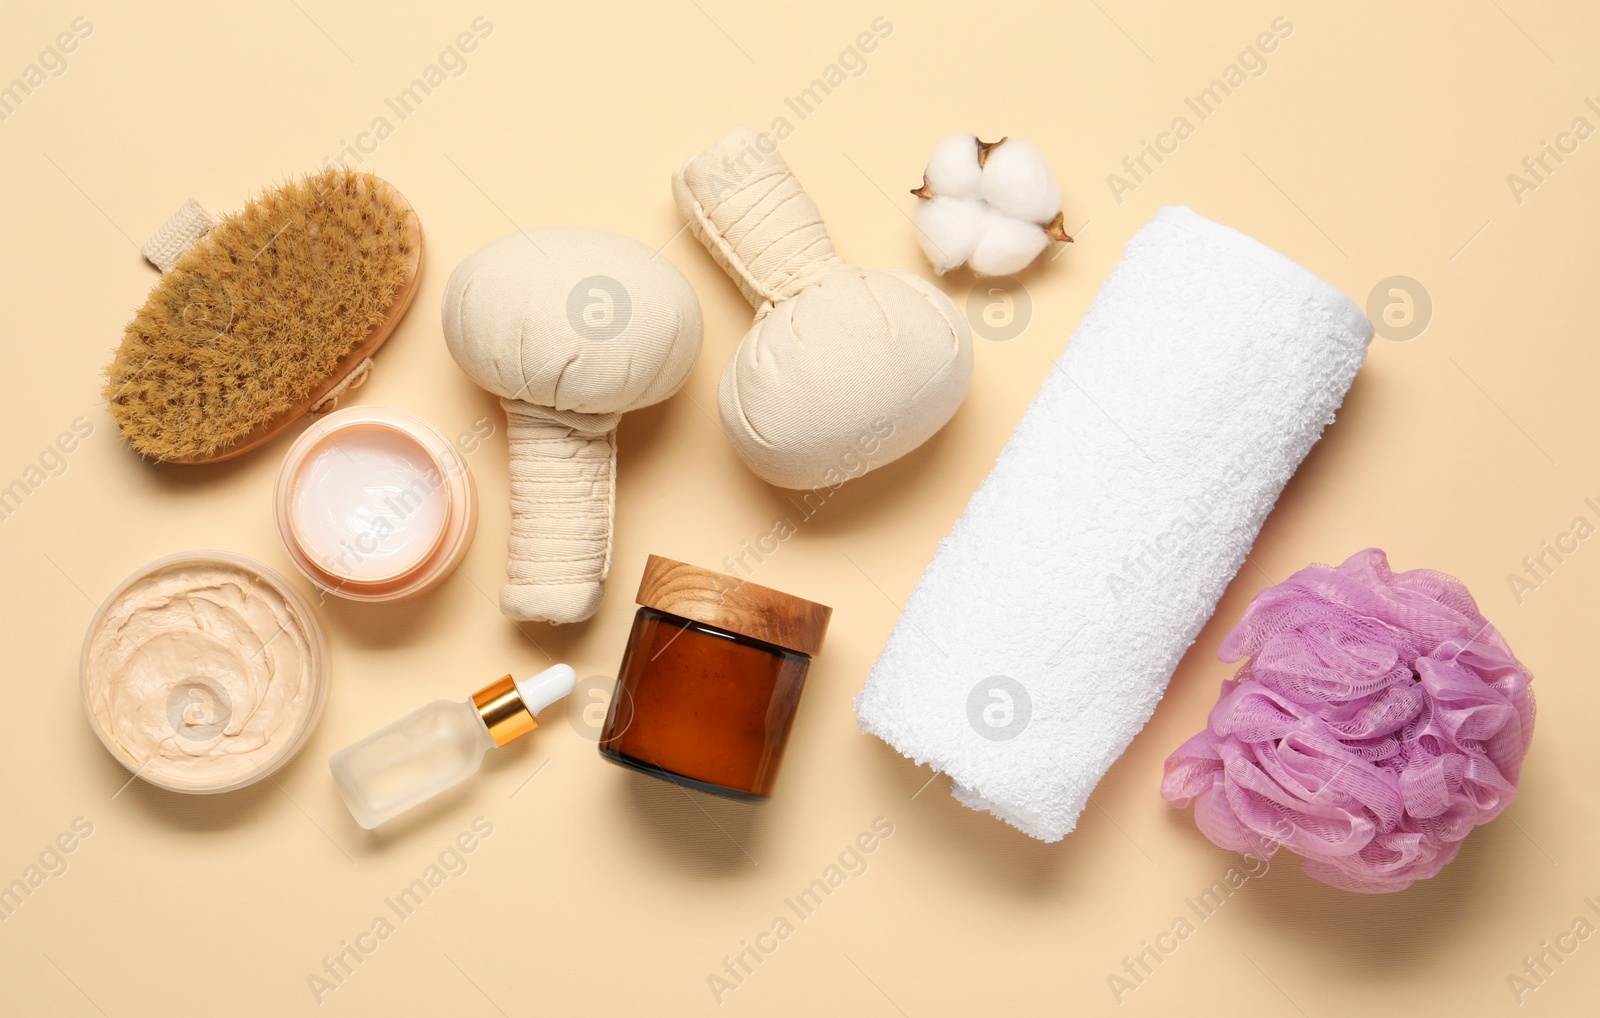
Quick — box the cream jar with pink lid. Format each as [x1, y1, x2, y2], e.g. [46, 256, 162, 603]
[274, 406, 477, 601]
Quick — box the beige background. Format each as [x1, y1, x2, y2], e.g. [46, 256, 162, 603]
[2, 1, 1598, 1014]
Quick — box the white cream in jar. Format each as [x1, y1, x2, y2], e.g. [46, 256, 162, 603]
[275, 406, 477, 601]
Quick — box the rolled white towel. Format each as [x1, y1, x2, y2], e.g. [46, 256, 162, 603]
[854, 206, 1373, 842]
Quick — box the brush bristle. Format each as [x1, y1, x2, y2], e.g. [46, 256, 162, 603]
[106, 169, 418, 462]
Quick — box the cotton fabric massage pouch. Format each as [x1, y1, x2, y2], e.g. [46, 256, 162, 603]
[854, 206, 1374, 842]
[441, 228, 702, 624]
[672, 127, 973, 489]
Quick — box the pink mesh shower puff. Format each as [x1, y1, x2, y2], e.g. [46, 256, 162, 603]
[1161, 549, 1535, 894]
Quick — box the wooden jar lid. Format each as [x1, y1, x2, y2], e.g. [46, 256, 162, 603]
[635, 555, 832, 657]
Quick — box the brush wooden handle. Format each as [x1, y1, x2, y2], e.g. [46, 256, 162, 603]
[499, 399, 622, 624]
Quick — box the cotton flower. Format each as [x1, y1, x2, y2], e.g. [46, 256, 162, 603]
[911, 135, 1071, 276]
[1161, 549, 1536, 894]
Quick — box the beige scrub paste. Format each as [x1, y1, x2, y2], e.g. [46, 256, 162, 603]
[82, 553, 327, 793]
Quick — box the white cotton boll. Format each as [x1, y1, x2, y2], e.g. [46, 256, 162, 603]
[912, 134, 1069, 275]
[966, 211, 1050, 277]
[978, 139, 1062, 224]
[915, 196, 987, 275]
[924, 135, 983, 200]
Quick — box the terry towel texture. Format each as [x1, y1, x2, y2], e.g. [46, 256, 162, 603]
[854, 206, 1374, 842]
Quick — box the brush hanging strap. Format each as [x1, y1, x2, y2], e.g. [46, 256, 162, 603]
[141, 199, 218, 273]
[309, 358, 375, 414]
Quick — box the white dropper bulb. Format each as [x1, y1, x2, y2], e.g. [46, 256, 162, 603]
[515, 664, 577, 716]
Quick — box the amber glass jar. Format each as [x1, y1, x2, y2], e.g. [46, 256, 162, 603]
[599, 556, 831, 800]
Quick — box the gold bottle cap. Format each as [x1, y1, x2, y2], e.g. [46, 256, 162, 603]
[472, 675, 538, 747]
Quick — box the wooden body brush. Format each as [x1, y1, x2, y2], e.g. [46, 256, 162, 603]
[106, 170, 423, 464]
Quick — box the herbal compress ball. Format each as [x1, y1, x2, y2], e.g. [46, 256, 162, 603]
[911, 135, 1071, 276]
[441, 228, 702, 624]
[673, 127, 973, 491]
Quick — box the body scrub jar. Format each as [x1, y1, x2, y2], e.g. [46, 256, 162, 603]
[81, 552, 329, 794]
[599, 556, 831, 799]
[274, 405, 476, 601]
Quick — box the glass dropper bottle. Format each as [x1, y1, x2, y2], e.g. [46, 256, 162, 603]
[329, 665, 576, 828]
